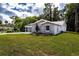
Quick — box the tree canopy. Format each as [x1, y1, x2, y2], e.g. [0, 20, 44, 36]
[0, 20, 2, 25]
[43, 3, 53, 21]
[10, 16, 39, 32]
[53, 7, 61, 21]
[41, 3, 62, 21]
[64, 3, 79, 31]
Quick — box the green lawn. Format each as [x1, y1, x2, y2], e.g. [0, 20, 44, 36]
[0, 32, 79, 56]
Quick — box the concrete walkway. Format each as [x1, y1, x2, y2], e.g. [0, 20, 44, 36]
[0, 32, 32, 35]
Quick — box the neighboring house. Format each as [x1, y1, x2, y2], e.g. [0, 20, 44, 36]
[25, 19, 66, 35]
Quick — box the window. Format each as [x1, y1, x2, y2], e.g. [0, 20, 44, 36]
[46, 26, 50, 30]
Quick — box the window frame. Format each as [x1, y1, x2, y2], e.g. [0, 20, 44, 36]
[46, 26, 50, 30]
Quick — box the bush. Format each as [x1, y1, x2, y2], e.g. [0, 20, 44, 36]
[6, 29, 14, 33]
[6, 30, 13, 33]
[13, 27, 20, 32]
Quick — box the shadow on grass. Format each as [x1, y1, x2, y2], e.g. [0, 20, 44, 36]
[66, 31, 79, 35]
[32, 32, 66, 36]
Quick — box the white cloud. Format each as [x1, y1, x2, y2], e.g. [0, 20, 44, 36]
[35, 3, 44, 8]
[1, 0, 79, 3]
[0, 3, 66, 23]
[0, 13, 13, 23]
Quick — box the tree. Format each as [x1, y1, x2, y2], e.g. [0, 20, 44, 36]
[11, 16, 39, 32]
[53, 7, 60, 21]
[42, 3, 61, 21]
[5, 20, 8, 24]
[13, 16, 22, 31]
[25, 16, 38, 24]
[65, 3, 79, 31]
[10, 16, 16, 25]
[0, 20, 2, 25]
[10, 16, 23, 31]
[43, 3, 53, 21]
[20, 19, 27, 32]
[14, 16, 22, 23]
[20, 16, 39, 32]
[59, 10, 65, 20]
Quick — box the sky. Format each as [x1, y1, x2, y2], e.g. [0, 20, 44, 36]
[0, 3, 65, 23]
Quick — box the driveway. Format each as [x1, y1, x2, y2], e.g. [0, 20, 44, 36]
[0, 32, 32, 35]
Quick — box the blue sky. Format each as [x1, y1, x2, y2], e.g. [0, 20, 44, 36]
[0, 3, 65, 16]
[0, 3, 65, 23]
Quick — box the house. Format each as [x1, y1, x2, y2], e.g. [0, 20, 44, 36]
[25, 19, 66, 35]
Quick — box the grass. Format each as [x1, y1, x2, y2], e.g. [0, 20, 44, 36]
[0, 32, 79, 56]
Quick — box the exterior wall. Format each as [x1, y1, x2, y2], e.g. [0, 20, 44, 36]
[51, 24, 66, 35]
[53, 25, 62, 35]
[25, 26, 32, 32]
[57, 26, 62, 34]
[32, 20, 46, 32]
[53, 25, 57, 34]
[62, 23, 67, 31]
[40, 23, 54, 34]
[31, 23, 41, 32]
[31, 24, 36, 32]
[26, 21, 66, 35]
[54, 24, 66, 34]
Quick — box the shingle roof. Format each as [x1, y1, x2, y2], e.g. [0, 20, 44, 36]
[51, 21, 66, 25]
[25, 19, 66, 27]
[38, 19, 65, 26]
[34, 19, 48, 24]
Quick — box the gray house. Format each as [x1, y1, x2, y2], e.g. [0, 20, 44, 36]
[25, 19, 66, 35]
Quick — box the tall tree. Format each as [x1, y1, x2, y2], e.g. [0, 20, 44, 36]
[5, 20, 8, 24]
[10, 16, 15, 25]
[53, 7, 60, 21]
[0, 20, 2, 25]
[65, 3, 79, 31]
[13, 16, 22, 31]
[43, 3, 61, 21]
[20, 16, 39, 31]
[43, 3, 53, 21]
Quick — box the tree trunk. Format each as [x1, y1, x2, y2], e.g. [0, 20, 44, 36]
[75, 9, 79, 32]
